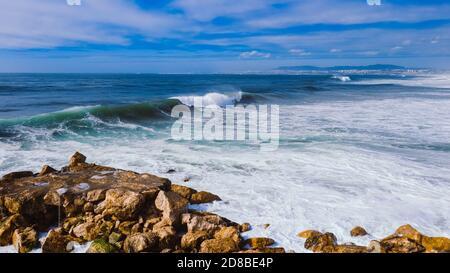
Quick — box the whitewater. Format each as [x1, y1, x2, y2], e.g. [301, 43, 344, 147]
[1, 72, 449, 252]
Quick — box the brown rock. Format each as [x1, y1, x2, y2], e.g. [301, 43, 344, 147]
[200, 238, 239, 253]
[214, 226, 241, 245]
[95, 189, 145, 220]
[190, 191, 221, 204]
[86, 189, 107, 202]
[153, 225, 177, 249]
[72, 221, 98, 241]
[155, 191, 188, 226]
[304, 232, 337, 252]
[170, 184, 197, 199]
[297, 230, 322, 239]
[239, 247, 286, 253]
[12, 227, 38, 253]
[39, 165, 57, 176]
[123, 232, 159, 253]
[86, 238, 118, 253]
[69, 152, 87, 167]
[0, 214, 24, 246]
[1, 171, 34, 181]
[394, 224, 450, 253]
[181, 231, 209, 250]
[350, 226, 368, 237]
[181, 213, 227, 235]
[380, 235, 425, 253]
[118, 221, 138, 236]
[245, 237, 275, 249]
[42, 229, 73, 253]
[329, 245, 368, 253]
[239, 223, 251, 232]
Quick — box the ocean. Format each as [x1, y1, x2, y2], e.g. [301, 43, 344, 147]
[1, 72, 449, 252]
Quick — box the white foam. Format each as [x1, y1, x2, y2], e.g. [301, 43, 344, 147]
[354, 72, 450, 89]
[332, 75, 351, 82]
[172, 91, 242, 107]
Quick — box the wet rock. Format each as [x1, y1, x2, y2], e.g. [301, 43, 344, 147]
[170, 184, 197, 200]
[155, 191, 188, 226]
[42, 229, 73, 253]
[297, 230, 322, 239]
[200, 238, 239, 253]
[123, 232, 159, 253]
[69, 152, 87, 167]
[87, 238, 118, 253]
[350, 226, 368, 237]
[190, 191, 221, 204]
[1, 171, 34, 181]
[214, 226, 241, 246]
[181, 213, 227, 235]
[239, 223, 251, 233]
[0, 214, 24, 246]
[380, 235, 425, 253]
[245, 237, 275, 249]
[95, 189, 145, 220]
[12, 227, 38, 253]
[181, 231, 209, 251]
[304, 232, 337, 252]
[394, 224, 450, 253]
[39, 165, 57, 176]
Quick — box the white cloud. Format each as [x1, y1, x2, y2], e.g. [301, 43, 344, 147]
[239, 50, 271, 59]
[330, 48, 341, 53]
[289, 49, 311, 56]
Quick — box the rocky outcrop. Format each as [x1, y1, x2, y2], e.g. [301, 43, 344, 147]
[190, 191, 221, 204]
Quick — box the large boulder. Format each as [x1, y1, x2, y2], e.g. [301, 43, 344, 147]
[0, 214, 24, 246]
[394, 224, 450, 253]
[304, 232, 337, 252]
[190, 191, 221, 204]
[155, 191, 188, 226]
[214, 226, 241, 246]
[12, 227, 38, 253]
[123, 232, 159, 253]
[95, 189, 145, 220]
[181, 213, 227, 235]
[380, 235, 425, 253]
[181, 231, 209, 251]
[199, 238, 239, 253]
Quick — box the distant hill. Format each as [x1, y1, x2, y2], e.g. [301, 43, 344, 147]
[277, 64, 408, 71]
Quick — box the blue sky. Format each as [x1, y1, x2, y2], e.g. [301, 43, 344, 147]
[0, 0, 450, 73]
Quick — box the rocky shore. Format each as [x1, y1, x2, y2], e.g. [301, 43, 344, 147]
[0, 152, 449, 253]
[0, 152, 283, 253]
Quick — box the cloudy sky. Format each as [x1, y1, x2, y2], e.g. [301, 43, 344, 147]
[0, 0, 449, 73]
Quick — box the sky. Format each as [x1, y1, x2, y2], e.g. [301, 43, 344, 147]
[0, 0, 450, 73]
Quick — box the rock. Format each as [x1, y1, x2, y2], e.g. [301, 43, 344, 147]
[118, 221, 138, 236]
[108, 232, 123, 245]
[153, 225, 177, 249]
[190, 191, 221, 204]
[328, 245, 368, 253]
[123, 232, 159, 253]
[181, 213, 227, 235]
[69, 152, 87, 167]
[0, 214, 24, 246]
[62, 217, 82, 233]
[95, 189, 145, 220]
[214, 226, 241, 245]
[350, 226, 368, 237]
[297, 230, 322, 239]
[86, 189, 107, 202]
[245, 237, 275, 249]
[12, 227, 38, 253]
[87, 238, 118, 253]
[155, 191, 188, 226]
[394, 224, 450, 253]
[183, 177, 190, 182]
[181, 231, 209, 250]
[42, 229, 73, 253]
[262, 224, 270, 229]
[170, 184, 197, 199]
[239, 223, 251, 233]
[1, 171, 34, 181]
[368, 240, 386, 253]
[166, 169, 176, 174]
[200, 238, 239, 253]
[72, 221, 99, 241]
[39, 165, 57, 176]
[304, 232, 337, 252]
[239, 247, 286, 253]
[380, 235, 425, 253]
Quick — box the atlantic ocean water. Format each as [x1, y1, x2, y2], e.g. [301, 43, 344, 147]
[1, 72, 449, 252]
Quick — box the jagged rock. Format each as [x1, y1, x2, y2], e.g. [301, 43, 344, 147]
[297, 230, 322, 239]
[95, 189, 144, 220]
[304, 232, 337, 252]
[0, 214, 24, 246]
[42, 229, 73, 253]
[380, 235, 425, 253]
[214, 226, 241, 245]
[1, 171, 34, 181]
[239, 223, 251, 232]
[72, 221, 98, 241]
[155, 191, 188, 226]
[190, 191, 221, 204]
[87, 238, 118, 253]
[394, 224, 450, 253]
[39, 165, 57, 176]
[170, 184, 196, 199]
[62, 217, 83, 233]
[181, 231, 209, 250]
[153, 225, 177, 249]
[200, 238, 239, 253]
[123, 232, 159, 253]
[86, 189, 107, 202]
[181, 213, 227, 235]
[69, 152, 87, 167]
[12, 227, 38, 253]
[245, 237, 275, 249]
[350, 226, 368, 237]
